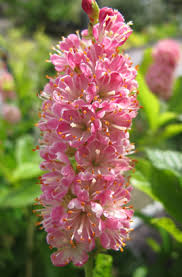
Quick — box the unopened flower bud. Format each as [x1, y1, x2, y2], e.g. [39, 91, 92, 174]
[82, 0, 99, 24]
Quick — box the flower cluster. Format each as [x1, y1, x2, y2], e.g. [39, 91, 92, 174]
[146, 39, 181, 100]
[0, 52, 21, 123]
[35, 0, 139, 267]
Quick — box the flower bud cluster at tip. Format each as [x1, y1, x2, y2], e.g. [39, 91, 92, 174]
[146, 39, 181, 100]
[34, 3, 140, 267]
[82, 0, 99, 25]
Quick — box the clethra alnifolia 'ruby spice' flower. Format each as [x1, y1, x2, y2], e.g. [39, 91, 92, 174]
[35, 0, 139, 267]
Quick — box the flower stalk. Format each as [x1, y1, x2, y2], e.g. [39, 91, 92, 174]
[84, 254, 94, 277]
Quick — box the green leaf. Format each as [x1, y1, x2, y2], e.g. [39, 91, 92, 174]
[12, 163, 43, 182]
[140, 48, 153, 75]
[133, 266, 148, 277]
[147, 238, 160, 253]
[151, 217, 182, 243]
[131, 159, 182, 224]
[146, 149, 182, 179]
[137, 72, 160, 131]
[0, 183, 41, 207]
[93, 254, 113, 277]
[131, 158, 159, 200]
[15, 135, 41, 165]
[159, 124, 182, 140]
[168, 77, 182, 114]
[151, 169, 182, 224]
[0, 187, 11, 205]
[157, 112, 177, 127]
[131, 170, 158, 201]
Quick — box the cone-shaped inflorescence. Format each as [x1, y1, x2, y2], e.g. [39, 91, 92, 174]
[35, 0, 139, 267]
[146, 39, 181, 100]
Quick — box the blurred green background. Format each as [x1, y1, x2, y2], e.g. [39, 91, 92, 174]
[0, 0, 182, 276]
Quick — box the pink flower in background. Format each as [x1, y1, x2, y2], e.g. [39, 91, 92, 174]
[153, 39, 181, 68]
[146, 63, 174, 100]
[0, 61, 20, 124]
[146, 39, 181, 100]
[35, 0, 139, 267]
[0, 71, 16, 101]
[2, 104, 21, 124]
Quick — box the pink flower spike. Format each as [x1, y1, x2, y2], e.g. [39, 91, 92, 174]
[146, 39, 180, 100]
[36, 0, 139, 267]
[153, 39, 181, 68]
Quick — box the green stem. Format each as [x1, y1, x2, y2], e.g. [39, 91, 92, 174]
[88, 22, 94, 38]
[84, 254, 94, 277]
